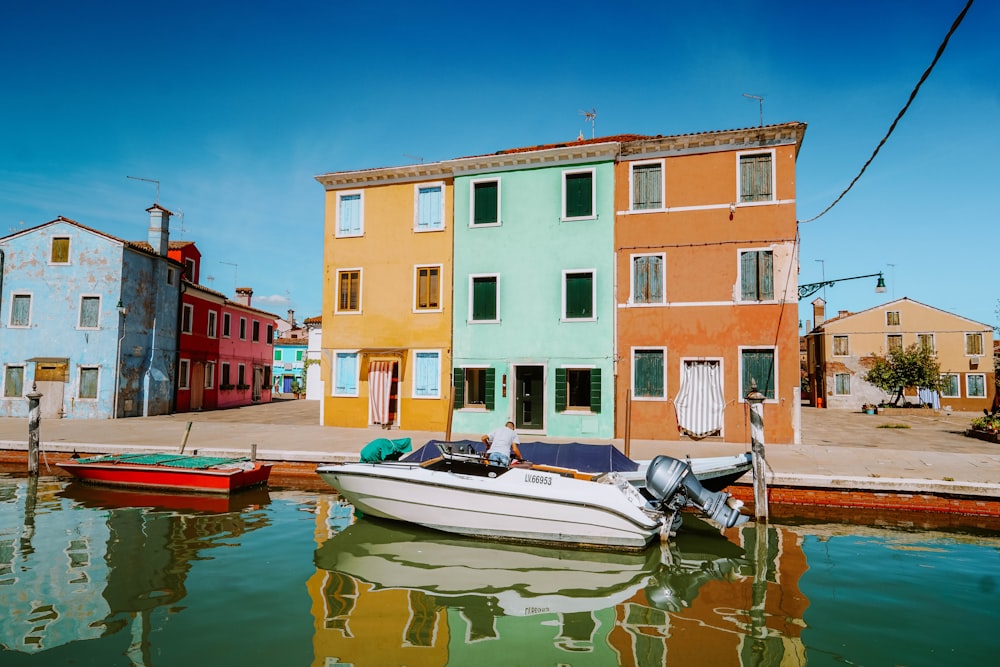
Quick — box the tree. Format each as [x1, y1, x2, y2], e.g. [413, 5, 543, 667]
[863, 343, 942, 406]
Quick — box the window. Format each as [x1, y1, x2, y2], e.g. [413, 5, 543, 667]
[205, 362, 215, 389]
[337, 270, 361, 313]
[413, 351, 441, 398]
[453, 367, 495, 410]
[237, 364, 246, 386]
[631, 161, 663, 211]
[631, 254, 664, 304]
[940, 373, 960, 398]
[887, 335, 903, 353]
[415, 266, 441, 311]
[79, 367, 99, 399]
[181, 304, 194, 334]
[295, 350, 304, 362]
[178, 359, 190, 390]
[184, 258, 196, 282]
[739, 152, 773, 202]
[336, 191, 363, 237]
[221, 363, 231, 387]
[563, 270, 595, 320]
[886, 311, 900, 326]
[207, 311, 218, 338]
[79, 296, 100, 329]
[167, 267, 176, 286]
[739, 250, 773, 301]
[555, 367, 601, 413]
[274, 349, 282, 361]
[741, 348, 775, 400]
[833, 335, 849, 356]
[967, 374, 986, 398]
[562, 169, 595, 220]
[470, 275, 498, 322]
[834, 373, 851, 395]
[415, 183, 444, 231]
[632, 349, 665, 399]
[223, 313, 231, 337]
[471, 179, 500, 226]
[918, 333, 935, 354]
[252, 320, 260, 342]
[965, 333, 984, 356]
[51, 237, 70, 263]
[3, 366, 24, 398]
[9, 294, 31, 327]
[239, 317, 247, 340]
[266, 324, 273, 345]
[334, 352, 359, 396]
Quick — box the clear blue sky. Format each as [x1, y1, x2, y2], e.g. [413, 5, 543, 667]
[2, 1, 996, 334]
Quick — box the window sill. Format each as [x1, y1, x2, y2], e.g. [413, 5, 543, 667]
[561, 409, 596, 415]
[458, 406, 489, 412]
[414, 226, 445, 233]
[469, 222, 502, 228]
[467, 319, 500, 325]
[560, 317, 597, 323]
[560, 215, 597, 223]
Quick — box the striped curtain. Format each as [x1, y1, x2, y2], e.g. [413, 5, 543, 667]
[369, 361, 393, 425]
[675, 361, 724, 438]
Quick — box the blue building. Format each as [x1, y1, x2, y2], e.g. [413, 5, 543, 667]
[272, 336, 308, 396]
[0, 206, 181, 418]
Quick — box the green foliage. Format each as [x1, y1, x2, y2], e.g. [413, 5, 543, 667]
[862, 343, 943, 406]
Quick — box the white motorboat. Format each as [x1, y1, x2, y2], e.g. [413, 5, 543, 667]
[316, 445, 748, 550]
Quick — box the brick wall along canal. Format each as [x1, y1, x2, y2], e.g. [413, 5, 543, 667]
[2, 474, 998, 667]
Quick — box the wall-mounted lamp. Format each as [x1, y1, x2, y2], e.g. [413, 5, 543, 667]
[798, 271, 887, 300]
[117, 299, 129, 317]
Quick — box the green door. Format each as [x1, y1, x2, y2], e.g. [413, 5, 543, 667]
[515, 365, 544, 430]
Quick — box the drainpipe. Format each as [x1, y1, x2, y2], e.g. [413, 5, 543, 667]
[113, 302, 128, 418]
[143, 317, 156, 417]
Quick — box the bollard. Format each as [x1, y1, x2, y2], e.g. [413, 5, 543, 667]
[25, 384, 43, 476]
[250, 443, 257, 462]
[746, 379, 769, 522]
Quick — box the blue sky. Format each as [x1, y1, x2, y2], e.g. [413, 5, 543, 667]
[2, 1, 996, 334]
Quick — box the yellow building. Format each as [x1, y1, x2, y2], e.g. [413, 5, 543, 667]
[316, 163, 453, 430]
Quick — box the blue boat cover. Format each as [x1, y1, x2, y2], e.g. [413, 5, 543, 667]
[403, 440, 639, 473]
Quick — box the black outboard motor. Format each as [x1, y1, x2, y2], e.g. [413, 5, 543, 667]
[645, 455, 749, 530]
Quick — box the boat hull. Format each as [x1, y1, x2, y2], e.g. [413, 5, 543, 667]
[57, 459, 272, 494]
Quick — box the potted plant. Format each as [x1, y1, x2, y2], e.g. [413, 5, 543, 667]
[862, 404, 878, 415]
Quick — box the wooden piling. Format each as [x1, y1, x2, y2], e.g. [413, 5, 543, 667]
[26, 386, 42, 476]
[746, 383, 769, 522]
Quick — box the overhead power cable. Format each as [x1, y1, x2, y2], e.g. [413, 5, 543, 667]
[799, 0, 974, 224]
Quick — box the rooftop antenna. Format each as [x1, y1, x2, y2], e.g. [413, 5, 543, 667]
[219, 261, 238, 295]
[175, 209, 186, 239]
[579, 108, 597, 139]
[402, 154, 424, 164]
[127, 175, 160, 203]
[742, 94, 763, 127]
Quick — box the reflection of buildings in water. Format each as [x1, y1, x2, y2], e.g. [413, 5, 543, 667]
[0, 478, 270, 657]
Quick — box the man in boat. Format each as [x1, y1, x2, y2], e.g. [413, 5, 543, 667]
[481, 421, 523, 467]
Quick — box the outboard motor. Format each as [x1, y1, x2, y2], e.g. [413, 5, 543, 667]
[646, 455, 749, 530]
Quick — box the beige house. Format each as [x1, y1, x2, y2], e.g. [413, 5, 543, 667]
[805, 297, 995, 412]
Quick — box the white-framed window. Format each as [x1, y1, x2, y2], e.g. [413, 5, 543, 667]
[333, 351, 359, 396]
[555, 366, 600, 413]
[181, 303, 194, 334]
[631, 348, 666, 400]
[184, 258, 196, 282]
[414, 265, 442, 312]
[562, 269, 596, 321]
[9, 293, 32, 328]
[455, 366, 493, 410]
[738, 249, 774, 302]
[737, 149, 774, 203]
[887, 334, 903, 353]
[562, 168, 596, 221]
[412, 350, 441, 399]
[78, 295, 101, 329]
[967, 374, 986, 398]
[239, 317, 247, 340]
[739, 346, 777, 401]
[470, 178, 501, 226]
[207, 311, 218, 338]
[222, 312, 231, 337]
[415, 182, 445, 231]
[886, 311, 900, 326]
[205, 362, 215, 389]
[50, 236, 71, 264]
[833, 335, 849, 356]
[78, 366, 99, 399]
[3, 365, 25, 398]
[834, 373, 851, 395]
[940, 373, 960, 398]
[335, 190, 364, 237]
[469, 274, 499, 323]
[965, 333, 984, 356]
[630, 253, 665, 305]
[918, 333, 935, 354]
[178, 359, 190, 390]
[630, 160, 664, 211]
[336, 268, 362, 314]
[252, 320, 260, 343]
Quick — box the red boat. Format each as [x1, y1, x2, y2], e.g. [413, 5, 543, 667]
[57, 453, 272, 494]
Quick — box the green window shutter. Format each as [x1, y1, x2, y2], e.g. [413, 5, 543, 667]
[589, 368, 601, 413]
[485, 368, 496, 410]
[565, 172, 593, 218]
[555, 368, 567, 412]
[742, 350, 775, 399]
[565, 273, 593, 318]
[452, 368, 465, 409]
[741, 251, 758, 300]
[473, 181, 498, 225]
[759, 251, 773, 300]
[633, 350, 664, 398]
[472, 277, 497, 320]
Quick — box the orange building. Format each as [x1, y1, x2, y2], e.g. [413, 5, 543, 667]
[614, 123, 806, 444]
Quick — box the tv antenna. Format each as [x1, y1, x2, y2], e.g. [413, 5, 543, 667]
[127, 175, 160, 203]
[742, 94, 763, 127]
[219, 261, 238, 294]
[174, 209, 186, 238]
[579, 108, 597, 139]
[403, 154, 424, 164]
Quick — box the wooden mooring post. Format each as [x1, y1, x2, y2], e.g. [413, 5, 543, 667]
[26, 384, 42, 476]
[746, 380, 769, 522]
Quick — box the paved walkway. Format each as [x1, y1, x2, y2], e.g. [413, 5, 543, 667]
[1, 400, 998, 499]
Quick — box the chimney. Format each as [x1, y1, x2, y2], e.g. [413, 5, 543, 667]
[235, 287, 253, 306]
[287, 309, 296, 326]
[812, 297, 826, 327]
[838, 310, 850, 319]
[146, 204, 171, 256]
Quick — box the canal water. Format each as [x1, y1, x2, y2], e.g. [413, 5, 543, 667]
[1, 474, 998, 667]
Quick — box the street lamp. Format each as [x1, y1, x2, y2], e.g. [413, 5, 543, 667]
[798, 272, 887, 301]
